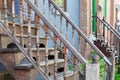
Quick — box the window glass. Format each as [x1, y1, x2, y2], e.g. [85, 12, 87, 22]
[54, 0, 65, 10]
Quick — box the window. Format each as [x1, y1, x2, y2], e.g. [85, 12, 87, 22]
[54, 0, 66, 11]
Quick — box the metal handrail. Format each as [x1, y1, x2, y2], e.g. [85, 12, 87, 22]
[24, 0, 111, 65]
[0, 21, 49, 80]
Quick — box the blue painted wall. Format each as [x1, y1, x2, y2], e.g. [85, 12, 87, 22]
[67, 0, 80, 27]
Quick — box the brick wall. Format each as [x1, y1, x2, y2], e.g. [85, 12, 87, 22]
[80, 0, 91, 58]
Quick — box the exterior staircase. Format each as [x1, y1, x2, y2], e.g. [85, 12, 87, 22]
[93, 15, 120, 80]
[0, 0, 115, 80]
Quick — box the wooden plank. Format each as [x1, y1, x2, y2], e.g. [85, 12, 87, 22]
[0, 48, 20, 53]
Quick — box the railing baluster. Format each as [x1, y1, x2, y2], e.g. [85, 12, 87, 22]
[60, 14, 63, 47]
[48, 1, 51, 21]
[54, 8, 57, 27]
[78, 35, 81, 52]
[12, 0, 16, 36]
[66, 21, 68, 40]
[72, 28, 76, 80]
[44, 24, 49, 76]
[53, 34, 58, 80]
[12, 0, 16, 66]
[20, 0, 24, 46]
[103, 20, 105, 38]
[4, 0, 8, 27]
[35, 0, 38, 7]
[27, 5, 32, 57]
[35, 0, 40, 66]
[110, 31, 112, 47]
[63, 46, 67, 80]
[72, 28, 74, 46]
[43, 0, 45, 15]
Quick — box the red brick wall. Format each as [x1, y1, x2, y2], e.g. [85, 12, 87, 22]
[80, 0, 91, 58]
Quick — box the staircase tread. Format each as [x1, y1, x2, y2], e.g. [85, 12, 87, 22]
[0, 33, 47, 39]
[49, 70, 77, 79]
[8, 21, 36, 29]
[0, 48, 20, 53]
[16, 34, 47, 39]
[14, 63, 32, 70]
[40, 59, 64, 66]
[31, 48, 55, 51]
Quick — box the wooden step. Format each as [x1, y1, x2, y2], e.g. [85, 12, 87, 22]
[49, 70, 79, 80]
[0, 48, 20, 53]
[40, 59, 64, 67]
[13, 64, 32, 70]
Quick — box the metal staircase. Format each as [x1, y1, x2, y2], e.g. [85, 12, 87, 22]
[0, 0, 114, 80]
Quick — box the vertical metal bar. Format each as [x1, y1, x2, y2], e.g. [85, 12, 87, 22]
[54, 35, 58, 80]
[44, 24, 49, 76]
[35, 0, 40, 66]
[20, 0, 24, 46]
[27, 5, 32, 57]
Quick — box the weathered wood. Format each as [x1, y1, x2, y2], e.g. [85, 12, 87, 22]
[54, 43, 58, 80]
[20, 0, 24, 46]
[14, 64, 32, 70]
[44, 24, 49, 76]
[0, 48, 20, 53]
